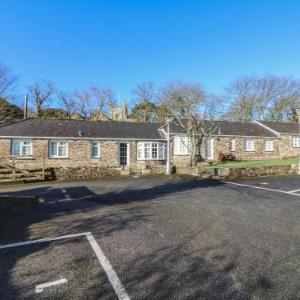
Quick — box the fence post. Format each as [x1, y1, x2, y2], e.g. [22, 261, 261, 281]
[12, 157, 16, 180]
[42, 153, 45, 180]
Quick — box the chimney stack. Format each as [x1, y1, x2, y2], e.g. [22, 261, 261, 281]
[24, 93, 28, 119]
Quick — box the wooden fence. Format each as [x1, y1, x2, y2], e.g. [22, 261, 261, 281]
[0, 155, 47, 183]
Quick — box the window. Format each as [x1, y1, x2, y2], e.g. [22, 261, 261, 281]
[137, 142, 166, 160]
[11, 139, 32, 156]
[49, 140, 68, 158]
[265, 139, 273, 152]
[244, 138, 254, 152]
[144, 143, 151, 159]
[293, 137, 300, 148]
[229, 138, 236, 152]
[91, 141, 100, 158]
[152, 143, 158, 159]
[174, 136, 190, 155]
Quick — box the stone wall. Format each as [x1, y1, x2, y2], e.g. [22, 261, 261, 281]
[207, 164, 298, 178]
[278, 135, 300, 158]
[0, 138, 167, 178]
[48, 166, 120, 180]
[213, 137, 281, 161]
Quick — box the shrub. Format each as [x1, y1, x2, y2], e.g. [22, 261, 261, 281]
[218, 152, 236, 161]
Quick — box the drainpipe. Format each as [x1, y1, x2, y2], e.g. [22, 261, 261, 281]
[165, 117, 172, 175]
[296, 104, 300, 175]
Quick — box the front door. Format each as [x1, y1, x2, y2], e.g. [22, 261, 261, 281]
[119, 143, 129, 166]
[205, 138, 214, 160]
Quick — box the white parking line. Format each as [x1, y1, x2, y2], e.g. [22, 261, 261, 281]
[35, 278, 67, 293]
[225, 181, 300, 197]
[0, 232, 130, 300]
[86, 233, 130, 300]
[288, 189, 300, 193]
[62, 189, 71, 200]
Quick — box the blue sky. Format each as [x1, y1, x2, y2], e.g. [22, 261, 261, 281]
[1, 0, 300, 106]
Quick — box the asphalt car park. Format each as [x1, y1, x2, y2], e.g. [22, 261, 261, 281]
[0, 234, 120, 299]
[1, 175, 300, 299]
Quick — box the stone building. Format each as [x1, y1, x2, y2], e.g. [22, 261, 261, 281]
[255, 121, 300, 158]
[109, 103, 129, 121]
[0, 118, 298, 179]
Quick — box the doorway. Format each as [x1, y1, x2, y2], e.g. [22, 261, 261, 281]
[119, 143, 129, 167]
[205, 138, 214, 160]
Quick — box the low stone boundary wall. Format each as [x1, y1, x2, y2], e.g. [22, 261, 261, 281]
[206, 164, 298, 179]
[47, 167, 121, 181]
[47, 165, 166, 181]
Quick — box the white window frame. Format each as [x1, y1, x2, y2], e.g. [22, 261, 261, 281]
[293, 137, 300, 148]
[137, 142, 166, 160]
[174, 136, 190, 155]
[49, 140, 68, 158]
[11, 139, 32, 157]
[229, 138, 236, 152]
[244, 138, 254, 152]
[264, 139, 274, 152]
[91, 141, 100, 158]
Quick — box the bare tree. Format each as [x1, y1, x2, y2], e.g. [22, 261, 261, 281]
[159, 81, 217, 167]
[131, 81, 161, 122]
[58, 91, 77, 119]
[132, 81, 156, 103]
[0, 63, 18, 100]
[27, 80, 55, 119]
[73, 89, 94, 120]
[224, 74, 300, 122]
[89, 85, 116, 120]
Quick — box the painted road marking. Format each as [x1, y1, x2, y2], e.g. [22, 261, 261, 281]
[0, 232, 130, 300]
[225, 181, 300, 197]
[288, 189, 300, 193]
[86, 233, 130, 300]
[35, 278, 67, 293]
[62, 189, 71, 200]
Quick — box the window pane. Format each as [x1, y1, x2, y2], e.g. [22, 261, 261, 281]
[137, 143, 143, 159]
[293, 137, 300, 147]
[50, 142, 57, 156]
[229, 138, 235, 152]
[174, 137, 180, 155]
[92, 146, 98, 158]
[181, 137, 189, 155]
[58, 145, 66, 157]
[245, 139, 253, 151]
[144, 147, 150, 159]
[12, 140, 20, 156]
[265, 140, 273, 151]
[152, 143, 158, 159]
[22, 145, 31, 156]
[144, 143, 151, 159]
[159, 143, 166, 159]
[91, 142, 99, 158]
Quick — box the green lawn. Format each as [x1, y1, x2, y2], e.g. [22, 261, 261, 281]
[205, 157, 299, 169]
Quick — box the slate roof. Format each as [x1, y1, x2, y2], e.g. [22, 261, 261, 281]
[168, 120, 277, 137]
[257, 121, 300, 135]
[0, 119, 165, 140]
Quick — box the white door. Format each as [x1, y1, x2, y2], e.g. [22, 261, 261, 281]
[205, 138, 214, 160]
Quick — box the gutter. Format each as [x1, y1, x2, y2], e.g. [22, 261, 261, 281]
[0, 136, 167, 141]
